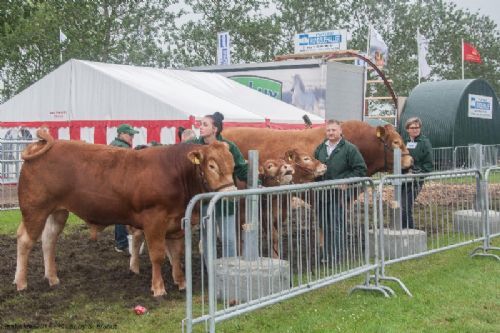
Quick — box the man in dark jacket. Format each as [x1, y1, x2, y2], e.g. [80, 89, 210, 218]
[110, 124, 139, 253]
[314, 119, 367, 265]
[402, 117, 433, 229]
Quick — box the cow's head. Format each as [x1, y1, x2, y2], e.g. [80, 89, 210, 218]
[187, 141, 237, 192]
[376, 125, 413, 171]
[259, 159, 294, 187]
[284, 149, 327, 184]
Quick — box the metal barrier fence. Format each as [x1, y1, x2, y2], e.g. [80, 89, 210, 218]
[373, 170, 485, 295]
[182, 178, 385, 333]
[470, 166, 500, 261]
[433, 144, 500, 172]
[0, 139, 34, 210]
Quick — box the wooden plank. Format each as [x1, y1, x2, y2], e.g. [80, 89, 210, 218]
[274, 49, 361, 61]
[365, 96, 393, 100]
[366, 79, 393, 84]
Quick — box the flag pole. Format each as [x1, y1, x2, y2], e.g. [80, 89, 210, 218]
[461, 38, 464, 80]
[363, 26, 370, 120]
[417, 30, 421, 85]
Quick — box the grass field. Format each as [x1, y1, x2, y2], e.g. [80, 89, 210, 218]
[0, 210, 499, 332]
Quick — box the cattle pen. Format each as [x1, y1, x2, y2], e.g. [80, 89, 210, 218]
[0, 139, 499, 332]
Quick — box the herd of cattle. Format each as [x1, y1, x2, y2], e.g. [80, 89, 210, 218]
[13, 120, 412, 297]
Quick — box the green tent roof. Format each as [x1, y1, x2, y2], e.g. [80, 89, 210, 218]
[400, 79, 500, 148]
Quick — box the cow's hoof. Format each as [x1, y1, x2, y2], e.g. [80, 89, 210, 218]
[129, 266, 140, 275]
[152, 288, 167, 297]
[14, 280, 27, 291]
[177, 282, 186, 291]
[47, 276, 60, 286]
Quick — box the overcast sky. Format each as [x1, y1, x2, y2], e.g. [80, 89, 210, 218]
[448, 0, 500, 29]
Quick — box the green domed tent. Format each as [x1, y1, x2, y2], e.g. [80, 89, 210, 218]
[399, 79, 500, 148]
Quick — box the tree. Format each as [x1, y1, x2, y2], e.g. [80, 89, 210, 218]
[172, 0, 280, 67]
[0, 0, 180, 103]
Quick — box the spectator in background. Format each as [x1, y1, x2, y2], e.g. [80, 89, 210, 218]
[314, 119, 367, 265]
[401, 117, 433, 229]
[181, 129, 196, 142]
[110, 124, 139, 253]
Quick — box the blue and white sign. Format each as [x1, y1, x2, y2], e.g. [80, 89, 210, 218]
[294, 30, 347, 54]
[468, 94, 493, 119]
[217, 32, 231, 65]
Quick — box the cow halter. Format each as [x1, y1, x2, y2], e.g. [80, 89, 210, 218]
[260, 174, 291, 187]
[378, 137, 411, 172]
[194, 164, 234, 192]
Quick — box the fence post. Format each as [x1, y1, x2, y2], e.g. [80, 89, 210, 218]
[243, 150, 259, 260]
[470, 144, 483, 211]
[453, 147, 457, 170]
[393, 148, 402, 230]
[480, 179, 490, 250]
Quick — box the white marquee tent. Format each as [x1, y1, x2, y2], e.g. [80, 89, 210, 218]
[0, 59, 324, 145]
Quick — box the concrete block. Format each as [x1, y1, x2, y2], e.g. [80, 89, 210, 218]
[453, 210, 500, 235]
[369, 229, 427, 259]
[214, 257, 290, 303]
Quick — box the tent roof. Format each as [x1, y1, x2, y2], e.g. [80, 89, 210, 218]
[0, 59, 324, 125]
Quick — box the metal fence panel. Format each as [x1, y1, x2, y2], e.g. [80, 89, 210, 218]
[484, 167, 500, 240]
[374, 169, 485, 295]
[0, 139, 34, 210]
[182, 178, 381, 333]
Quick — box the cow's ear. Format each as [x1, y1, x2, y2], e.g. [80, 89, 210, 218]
[187, 151, 204, 165]
[376, 126, 386, 139]
[285, 150, 296, 162]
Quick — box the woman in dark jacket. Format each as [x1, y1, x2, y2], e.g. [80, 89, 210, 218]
[402, 117, 433, 229]
[188, 112, 248, 260]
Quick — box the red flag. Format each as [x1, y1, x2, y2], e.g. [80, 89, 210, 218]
[463, 42, 481, 63]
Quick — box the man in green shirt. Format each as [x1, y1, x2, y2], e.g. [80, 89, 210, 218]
[314, 120, 367, 265]
[110, 124, 139, 253]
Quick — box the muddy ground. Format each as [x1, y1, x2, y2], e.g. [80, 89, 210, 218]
[0, 225, 205, 329]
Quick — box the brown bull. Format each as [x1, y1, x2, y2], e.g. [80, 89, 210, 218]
[223, 120, 413, 176]
[15, 130, 236, 297]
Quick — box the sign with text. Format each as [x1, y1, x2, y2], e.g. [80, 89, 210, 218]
[229, 76, 282, 100]
[294, 30, 347, 54]
[217, 32, 231, 65]
[468, 94, 492, 119]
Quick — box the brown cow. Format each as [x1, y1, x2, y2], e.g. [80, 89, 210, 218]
[223, 120, 413, 176]
[14, 129, 236, 297]
[256, 151, 326, 258]
[259, 158, 294, 187]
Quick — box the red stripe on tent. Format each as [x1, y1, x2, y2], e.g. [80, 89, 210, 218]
[94, 125, 106, 144]
[49, 126, 58, 139]
[147, 125, 161, 144]
[70, 125, 80, 140]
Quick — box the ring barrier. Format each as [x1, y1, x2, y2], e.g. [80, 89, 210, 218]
[0, 139, 35, 210]
[470, 166, 500, 261]
[182, 178, 385, 333]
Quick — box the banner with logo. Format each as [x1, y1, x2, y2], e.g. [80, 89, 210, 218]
[217, 32, 231, 65]
[468, 94, 492, 119]
[294, 30, 347, 54]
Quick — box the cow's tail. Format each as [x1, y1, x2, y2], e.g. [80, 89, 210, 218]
[21, 128, 55, 161]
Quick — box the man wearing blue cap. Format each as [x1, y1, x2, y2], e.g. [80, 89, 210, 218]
[110, 124, 139, 253]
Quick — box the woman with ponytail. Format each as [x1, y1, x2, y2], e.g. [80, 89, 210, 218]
[188, 112, 248, 260]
